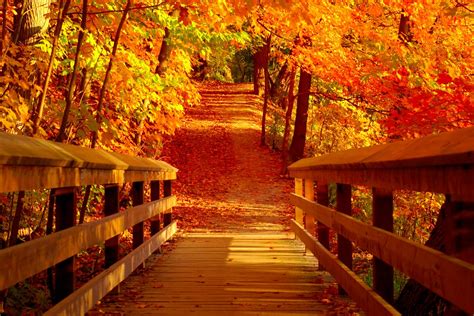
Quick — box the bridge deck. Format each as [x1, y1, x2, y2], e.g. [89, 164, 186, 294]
[91, 233, 344, 315]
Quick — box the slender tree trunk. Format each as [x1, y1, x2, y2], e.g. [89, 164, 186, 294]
[155, 27, 170, 75]
[32, 0, 72, 135]
[0, 0, 8, 54]
[398, 11, 413, 43]
[90, 0, 132, 148]
[8, 191, 25, 246]
[270, 62, 288, 101]
[281, 68, 296, 174]
[288, 69, 312, 162]
[260, 36, 271, 147]
[56, 0, 88, 142]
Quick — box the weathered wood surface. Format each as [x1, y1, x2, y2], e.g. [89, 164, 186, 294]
[290, 193, 474, 313]
[0, 196, 176, 290]
[45, 221, 178, 316]
[0, 132, 177, 192]
[90, 233, 356, 315]
[291, 220, 400, 316]
[288, 127, 474, 200]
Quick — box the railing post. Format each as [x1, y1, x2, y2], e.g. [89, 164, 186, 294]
[163, 180, 173, 226]
[446, 197, 474, 264]
[304, 179, 315, 235]
[336, 183, 352, 295]
[316, 181, 330, 270]
[295, 178, 304, 225]
[104, 185, 119, 268]
[150, 180, 161, 235]
[372, 188, 394, 303]
[132, 182, 144, 249]
[54, 187, 77, 303]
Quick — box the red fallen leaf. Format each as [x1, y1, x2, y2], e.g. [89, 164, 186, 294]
[437, 72, 452, 84]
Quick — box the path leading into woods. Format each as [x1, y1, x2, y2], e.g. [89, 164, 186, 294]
[90, 84, 358, 315]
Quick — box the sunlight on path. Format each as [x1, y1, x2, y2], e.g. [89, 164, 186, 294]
[162, 83, 293, 232]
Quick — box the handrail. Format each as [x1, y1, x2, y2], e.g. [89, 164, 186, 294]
[288, 127, 474, 315]
[0, 133, 179, 314]
[0, 132, 177, 192]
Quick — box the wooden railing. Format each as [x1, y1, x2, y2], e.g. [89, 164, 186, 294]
[0, 133, 178, 315]
[288, 127, 474, 315]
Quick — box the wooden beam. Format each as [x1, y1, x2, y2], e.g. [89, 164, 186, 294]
[291, 220, 400, 316]
[288, 166, 474, 202]
[294, 179, 303, 225]
[304, 179, 315, 236]
[372, 188, 394, 303]
[163, 180, 173, 227]
[290, 194, 474, 313]
[132, 182, 144, 250]
[104, 185, 119, 269]
[54, 187, 77, 303]
[316, 181, 330, 271]
[44, 221, 178, 316]
[0, 196, 176, 290]
[150, 180, 161, 235]
[336, 184, 352, 295]
[0, 165, 177, 193]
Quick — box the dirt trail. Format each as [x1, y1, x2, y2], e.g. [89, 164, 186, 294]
[161, 83, 293, 232]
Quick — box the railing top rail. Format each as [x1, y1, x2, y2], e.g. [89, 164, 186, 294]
[289, 127, 474, 172]
[0, 133, 177, 192]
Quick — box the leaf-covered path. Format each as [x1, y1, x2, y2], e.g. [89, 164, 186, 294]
[90, 84, 359, 315]
[161, 83, 293, 232]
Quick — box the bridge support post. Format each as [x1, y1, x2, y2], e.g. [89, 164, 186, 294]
[150, 180, 161, 235]
[163, 180, 173, 226]
[304, 179, 315, 236]
[54, 187, 77, 303]
[294, 179, 304, 226]
[132, 182, 144, 249]
[372, 188, 394, 303]
[104, 185, 120, 268]
[316, 181, 330, 271]
[336, 183, 352, 295]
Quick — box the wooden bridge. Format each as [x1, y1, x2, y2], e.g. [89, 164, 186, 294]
[0, 92, 473, 315]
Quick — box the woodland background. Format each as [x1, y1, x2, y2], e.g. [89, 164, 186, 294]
[0, 0, 472, 314]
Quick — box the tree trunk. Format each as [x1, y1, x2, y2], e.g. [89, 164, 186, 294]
[270, 62, 288, 103]
[280, 68, 296, 174]
[288, 69, 311, 163]
[398, 11, 413, 43]
[8, 191, 25, 246]
[56, 0, 88, 143]
[260, 36, 271, 147]
[13, 0, 51, 45]
[32, 0, 72, 135]
[155, 27, 170, 75]
[90, 0, 132, 148]
[395, 200, 450, 314]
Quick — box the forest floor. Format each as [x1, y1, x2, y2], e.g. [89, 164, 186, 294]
[161, 82, 294, 232]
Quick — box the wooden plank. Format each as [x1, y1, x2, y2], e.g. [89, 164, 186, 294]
[289, 165, 474, 202]
[44, 221, 178, 316]
[54, 188, 77, 303]
[372, 188, 394, 303]
[294, 179, 303, 225]
[290, 193, 474, 313]
[132, 182, 144, 250]
[336, 183, 352, 295]
[0, 196, 176, 290]
[288, 127, 474, 169]
[304, 179, 315, 236]
[104, 185, 119, 269]
[291, 220, 399, 316]
[0, 165, 176, 193]
[163, 180, 173, 226]
[149, 180, 161, 235]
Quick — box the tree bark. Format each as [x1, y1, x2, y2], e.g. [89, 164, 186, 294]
[288, 69, 311, 162]
[56, 0, 88, 142]
[260, 36, 271, 147]
[32, 0, 72, 135]
[280, 68, 296, 174]
[90, 0, 132, 148]
[13, 0, 51, 45]
[8, 191, 25, 246]
[155, 27, 170, 75]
